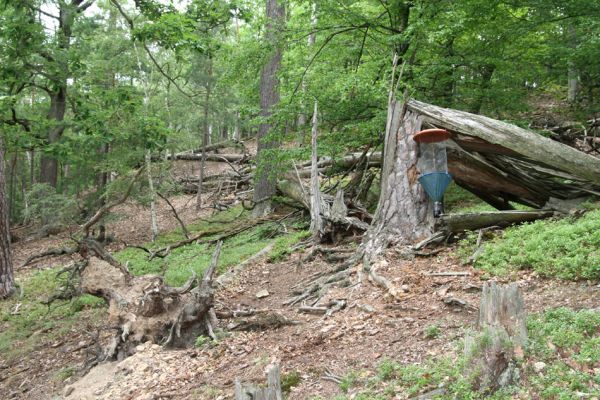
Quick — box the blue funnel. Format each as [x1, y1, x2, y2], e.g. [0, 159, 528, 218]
[418, 172, 452, 202]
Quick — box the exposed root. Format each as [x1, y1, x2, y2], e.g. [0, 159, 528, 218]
[20, 246, 79, 268]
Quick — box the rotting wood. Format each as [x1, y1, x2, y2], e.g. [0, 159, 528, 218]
[464, 282, 527, 394]
[167, 153, 248, 163]
[235, 363, 283, 400]
[436, 210, 556, 233]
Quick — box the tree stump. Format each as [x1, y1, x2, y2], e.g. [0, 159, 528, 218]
[80, 240, 223, 360]
[235, 363, 283, 400]
[464, 282, 527, 393]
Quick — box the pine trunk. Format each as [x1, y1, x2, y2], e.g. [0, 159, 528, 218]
[360, 100, 433, 261]
[0, 138, 15, 299]
[253, 0, 284, 218]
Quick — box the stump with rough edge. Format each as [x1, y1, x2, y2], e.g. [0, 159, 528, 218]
[235, 363, 283, 400]
[464, 282, 527, 393]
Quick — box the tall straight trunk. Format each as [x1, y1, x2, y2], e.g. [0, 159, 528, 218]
[146, 151, 159, 241]
[196, 56, 212, 210]
[567, 24, 579, 103]
[470, 64, 495, 114]
[253, 0, 285, 218]
[234, 112, 241, 141]
[40, 88, 66, 187]
[40, 1, 75, 187]
[297, 2, 317, 136]
[0, 138, 15, 299]
[309, 101, 324, 240]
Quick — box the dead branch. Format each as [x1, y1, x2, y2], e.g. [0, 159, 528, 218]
[20, 246, 78, 268]
[156, 192, 190, 239]
[81, 168, 144, 237]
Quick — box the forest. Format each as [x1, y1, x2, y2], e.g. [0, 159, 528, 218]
[1, 0, 600, 399]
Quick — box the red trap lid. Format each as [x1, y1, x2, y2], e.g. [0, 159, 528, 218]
[413, 128, 451, 143]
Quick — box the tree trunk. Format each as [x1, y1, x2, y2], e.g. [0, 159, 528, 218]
[253, 0, 285, 218]
[146, 151, 159, 241]
[464, 282, 527, 393]
[567, 24, 579, 103]
[197, 57, 213, 210]
[309, 101, 324, 240]
[0, 138, 15, 299]
[235, 363, 283, 400]
[360, 100, 433, 261]
[40, 89, 66, 187]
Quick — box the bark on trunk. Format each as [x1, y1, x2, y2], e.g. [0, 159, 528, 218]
[253, 0, 285, 218]
[360, 101, 433, 260]
[309, 101, 324, 240]
[0, 139, 15, 298]
[40, 89, 66, 187]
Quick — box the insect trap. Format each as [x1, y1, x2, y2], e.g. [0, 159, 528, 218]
[413, 128, 453, 218]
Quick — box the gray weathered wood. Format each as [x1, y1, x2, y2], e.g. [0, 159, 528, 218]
[436, 210, 556, 233]
[464, 282, 527, 393]
[235, 363, 283, 400]
[408, 99, 600, 185]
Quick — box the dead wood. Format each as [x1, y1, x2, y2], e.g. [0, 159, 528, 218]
[191, 139, 245, 154]
[20, 246, 79, 268]
[228, 312, 297, 331]
[156, 192, 190, 239]
[80, 241, 223, 360]
[81, 168, 144, 237]
[436, 210, 556, 233]
[235, 363, 283, 400]
[168, 153, 249, 163]
[464, 282, 527, 393]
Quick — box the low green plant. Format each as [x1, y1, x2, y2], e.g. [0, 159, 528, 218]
[54, 366, 76, 381]
[424, 324, 441, 339]
[194, 335, 212, 348]
[463, 209, 600, 280]
[281, 370, 302, 393]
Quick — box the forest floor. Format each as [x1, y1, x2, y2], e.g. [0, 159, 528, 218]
[1, 138, 599, 399]
[2, 196, 599, 399]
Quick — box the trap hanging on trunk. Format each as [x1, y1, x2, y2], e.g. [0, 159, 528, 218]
[414, 128, 453, 217]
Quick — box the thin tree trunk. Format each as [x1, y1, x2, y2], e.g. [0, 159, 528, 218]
[0, 138, 15, 298]
[309, 101, 324, 241]
[567, 24, 579, 103]
[146, 151, 159, 241]
[253, 0, 285, 218]
[297, 2, 316, 138]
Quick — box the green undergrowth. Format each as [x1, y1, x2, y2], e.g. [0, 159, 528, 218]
[0, 206, 308, 364]
[0, 268, 106, 363]
[316, 308, 600, 400]
[460, 208, 600, 280]
[114, 206, 309, 286]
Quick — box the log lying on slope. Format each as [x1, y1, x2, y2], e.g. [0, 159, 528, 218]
[435, 210, 556, 233]
[167, 153, 249, 162]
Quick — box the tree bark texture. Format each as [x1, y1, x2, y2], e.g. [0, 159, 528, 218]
[253, 0, 285, 218]
[360, 101, 433, 259]
[309, 101, 325, 240]
[0, 139, 15, 298]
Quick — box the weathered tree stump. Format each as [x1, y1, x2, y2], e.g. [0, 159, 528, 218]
[464, 282, 527, 393]
[235, 363, 283, 400]
[80, 240, 223, 360]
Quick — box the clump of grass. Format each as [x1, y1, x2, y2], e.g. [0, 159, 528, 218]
[54, 366, 76, 381]
[281, 370, 302, 393]
[424, 324, 441, 339]
[465, 209, 600, 280]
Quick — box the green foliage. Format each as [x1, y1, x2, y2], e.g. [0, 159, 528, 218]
[194, 335, 212, 348]
[281, 370, 302, 393]
[54, 366, 76, 382]
[23, 184, 79, 226]
[424, 324, 441, 340]
[527, 308, 600, 399]
[466, 209, 600, 280]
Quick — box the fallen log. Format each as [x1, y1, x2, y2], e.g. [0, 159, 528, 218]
[168, 153, 249, 163]
[191, 139, 245, 153]
[435, 210, 556, 233]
